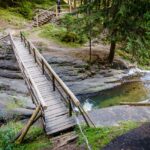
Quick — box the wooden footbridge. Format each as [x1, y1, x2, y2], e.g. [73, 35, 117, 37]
[9, 32, 94, 142]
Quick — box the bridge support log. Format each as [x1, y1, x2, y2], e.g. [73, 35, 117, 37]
[16, 105, 41, 144]
[13, 110, 42, 143]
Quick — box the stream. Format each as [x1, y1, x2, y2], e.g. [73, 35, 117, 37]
[81, 70, 150, 111]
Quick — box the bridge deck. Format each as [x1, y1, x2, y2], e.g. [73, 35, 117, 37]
[12, 37, 76, 135]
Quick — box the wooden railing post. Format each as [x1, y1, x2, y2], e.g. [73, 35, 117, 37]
[69, 0, 72, 13]
[28, 41, 31, 54]
[56, 5, 58, 17]
[52, 75, 55, 91]
[33, 48, 37, 62]
[68, 98, 72, 117]
[36, 15, 39, 27]
[20, 32, 23, 42]
[24, 38, 27, 47]
[42, 59, 44, 74]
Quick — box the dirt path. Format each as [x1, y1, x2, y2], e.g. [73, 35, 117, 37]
[26, 28, 110, 62]
[103, 122, 150, 150]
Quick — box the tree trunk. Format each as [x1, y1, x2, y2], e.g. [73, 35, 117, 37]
[108, 40, 116, 64]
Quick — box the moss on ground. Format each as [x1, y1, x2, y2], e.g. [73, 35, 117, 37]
[0, 121, 51, 150]
[77, 121, 140, 150]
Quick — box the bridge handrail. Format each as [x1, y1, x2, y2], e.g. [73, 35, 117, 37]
[9, 33, 47, 109]
[20, 32, 95, 127]
[20, 32, 80, 106]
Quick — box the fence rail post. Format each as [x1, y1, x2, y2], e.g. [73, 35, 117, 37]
[33, 48, 37, 62]
[20, 33, 23, 42]
[68, 98, 72, 116]
[42, 59, 44, 74]
[36, 15, 39, 27]
[28, 41, 31, 54]
[52, 75, 55, 91]
[56, 5, 58, 17]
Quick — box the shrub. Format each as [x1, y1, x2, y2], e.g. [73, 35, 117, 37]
[18, 1, 33, 19]
[0, 121, 51, 150]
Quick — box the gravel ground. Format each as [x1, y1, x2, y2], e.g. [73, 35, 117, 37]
[103, 122, 150, 150]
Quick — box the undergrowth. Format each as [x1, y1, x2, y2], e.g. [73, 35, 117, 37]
[0, 121, 51, 150]
[39, 23, 87, 48]
[0, 9, 27, 29]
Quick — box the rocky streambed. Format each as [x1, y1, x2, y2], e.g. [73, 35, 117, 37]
[0, 36, 34, 123]
[0, 34, 150, 127]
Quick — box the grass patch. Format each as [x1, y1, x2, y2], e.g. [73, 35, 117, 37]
[39, 24, 86, 48]
[77, 121, 140, 150]
[0, 121, 51, 150]
[0, 8, 27, 29]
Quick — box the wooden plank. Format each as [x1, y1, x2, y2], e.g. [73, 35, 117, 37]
[34, 78, 47, 83]
[36, 81, 51, 86]
[23, 60, 35, 63]
[45, 114, 69, 122]
[45, 107, 67, 116]
[22, 58, 34, 62]
[45, 103, 66, 112]
[44, 110, 68, 120]
[45, 110, 68, 120]
[46, 117, 75, 127]
[38, 87, 53, 93]
[46, 118, 75, 129]
[46, 121, 76, 135]
[45, 104, 66, 112]
[28, 68, 41, 72]
[44, 96, 61, 103]
[29, 73, 42, 78]
[25, 64, 38, 68]
[41, 91, 59, 97]
[43, 97, 61, 103]
[38, 84, 54, 90]
[45, 99, 62, 106]
[45, 114, 72, 124]
[30, 74, 44, 78]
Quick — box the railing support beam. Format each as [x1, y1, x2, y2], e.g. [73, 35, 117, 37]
[33, 48, 37, 62]
[69, 99, 72, 116]
[42, 59, 45, 74]
[52, 75, 55, 91]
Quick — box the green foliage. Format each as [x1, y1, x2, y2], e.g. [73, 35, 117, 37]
[0, 121, 51, 150]
[80, 0, 150, 65]
[61, 15, 88, 44]
[18, 1, 33, 19]
[0, 0, 56, 19]
[39, 24, 66, 41]
[77, 121, 139, 150]
[39, 22, 87, 47]
[0, 8, 27, 28]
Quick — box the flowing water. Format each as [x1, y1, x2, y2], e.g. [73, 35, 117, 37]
[81, 70, 150, 111]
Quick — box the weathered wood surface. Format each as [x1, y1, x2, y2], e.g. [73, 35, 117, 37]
[10, 32, 95, 137]
[10, 36, 76, 135]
